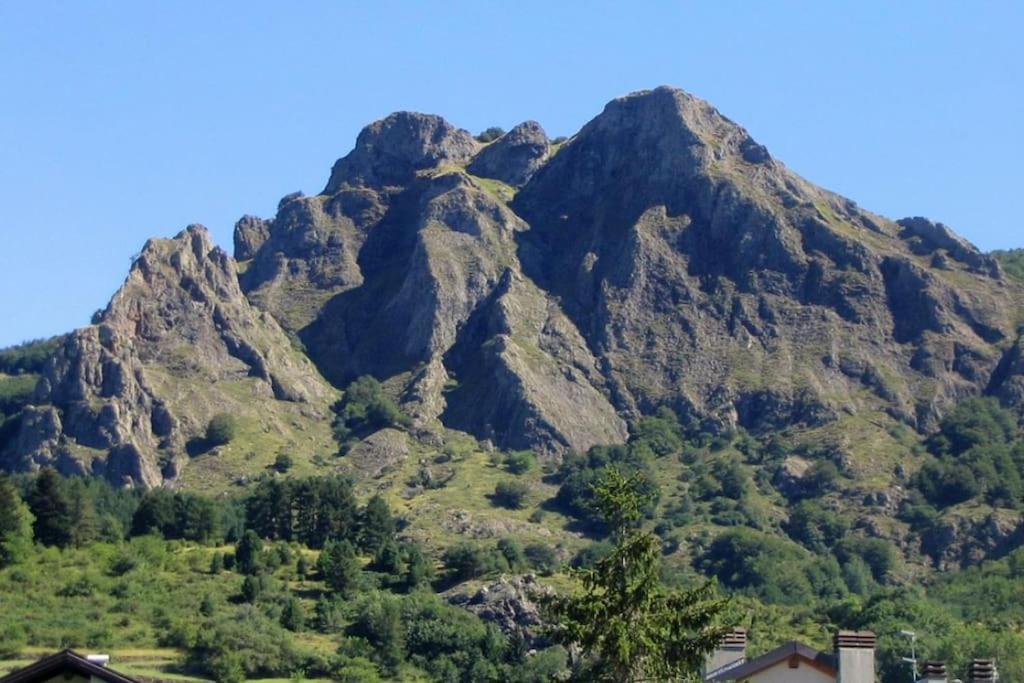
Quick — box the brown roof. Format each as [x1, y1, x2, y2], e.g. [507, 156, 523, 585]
[706, 640, 837, 682]
[0, 650, 139, 683]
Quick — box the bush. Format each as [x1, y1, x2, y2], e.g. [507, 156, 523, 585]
[206, 414, 239, 447]
[186, 607, 300, 680]
[273, 453, 294, 473]
[553, 444, 659, 530]
[332, 377, 411, 445]
[504, 451, 535, 475]
[442, 542, 508, 582]
[524, 543, 558, 575]
[475, 126, 506, 143]
[492, 480, 530, 510]
[695, 528, 845, 605]
[784, 500, 849, 553]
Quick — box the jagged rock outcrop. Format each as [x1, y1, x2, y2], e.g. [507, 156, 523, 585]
[324, 112, 479, 191]
[897, 216, 1002, 277]
[921, 510, 1024, 570]
[467, 121, 550, 187]
[233, 215, 272, 261]
[2, 226, 333, 486]
[448, 575, 551, 648]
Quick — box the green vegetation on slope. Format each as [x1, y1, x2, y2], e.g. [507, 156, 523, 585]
[993, 248, 1024, 281]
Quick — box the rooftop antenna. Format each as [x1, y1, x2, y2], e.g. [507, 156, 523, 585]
[900, 630, 918, 682]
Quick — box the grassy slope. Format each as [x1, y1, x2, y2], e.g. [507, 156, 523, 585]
[0, 539, 338, 683]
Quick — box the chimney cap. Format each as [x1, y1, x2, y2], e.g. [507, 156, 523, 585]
[967, 658, 997, 681]
[922, 661, 947, 674]
[85, 654, 110, 667]
[720, 628, 748, 647]
[834, 630, 877, 650]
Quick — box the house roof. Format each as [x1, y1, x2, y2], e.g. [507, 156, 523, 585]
[0, 650, 139, 683]
[706, 640, 837, 682]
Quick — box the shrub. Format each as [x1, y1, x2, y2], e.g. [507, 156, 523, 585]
[695, 528, 845, 605]
[442, 542, 508, 582]
[504, 451, 535, 475]
[493, 480, 530, 510]
[524, 543, 558, 575]
[273, 453, 294, 473]
[206, 414, 239, 447]
[332, 377, 410, 444]
[475, 126, 506, 143]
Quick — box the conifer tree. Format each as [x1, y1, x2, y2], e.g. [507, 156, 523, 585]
[28, 468, 73, 548]
[318, 539, 360, 596]
[542, 468, 732, 682]
[359, 494, 395, 554]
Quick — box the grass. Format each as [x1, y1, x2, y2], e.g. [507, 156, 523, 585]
[0, 373, 37, 404]
[354, 430, 587, 560]
[993, 249, 1024, 282]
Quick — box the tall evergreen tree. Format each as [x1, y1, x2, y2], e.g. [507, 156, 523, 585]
[318, 539, 360, 596]
[542, 468, 732, 682]
[28, 468, 73, 548]
[68, 486, 99, 548]
[132, 488, 177, 537]
[359, 494, 395, 554]
[235, 530, 264, 575]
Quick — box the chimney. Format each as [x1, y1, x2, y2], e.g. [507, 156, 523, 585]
[835, 630, 876, 683]
[85, 655, 110, 667]
[919, 661, 947, 683]
[967, 659, 997, 682]
[704, 628, 747, 679]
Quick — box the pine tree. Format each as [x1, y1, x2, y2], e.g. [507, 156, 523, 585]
[280, 595, 305, 632]
[542, 468, 732, 682]
[359, 494, 394, 554]
[318, 539, 360, 596]
[28, 469, 73, 548]
[234, 530, 264, 575]
[68, 486, 99, 548]
[404, 544, 431, 590]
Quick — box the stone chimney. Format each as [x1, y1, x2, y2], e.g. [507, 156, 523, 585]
[704, 628, 747, 679]
[835, 630, 876, 683]
[919, 661, 948, 683]
[966, 659, 997, 682]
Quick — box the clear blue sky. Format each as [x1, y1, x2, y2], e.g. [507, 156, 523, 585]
[1, 1, 1021, 348]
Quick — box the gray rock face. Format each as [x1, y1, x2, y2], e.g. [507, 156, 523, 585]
[233, 215, 272, 261]
[897, 216, 1002, 277]
[921, 510, 1024, 570]
[448, 575, 551, 648]
[324, 112, 480, 191]
[2, 226, 333, 487]
[512, 86, 1020, 432]
[467, 121, 550, 187]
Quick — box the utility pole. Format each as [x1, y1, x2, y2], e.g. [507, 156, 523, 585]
[900, 630, 918, 682]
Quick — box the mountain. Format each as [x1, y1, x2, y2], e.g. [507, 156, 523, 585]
[2, 86, 1023, 489]
[1, 227, 335, 488]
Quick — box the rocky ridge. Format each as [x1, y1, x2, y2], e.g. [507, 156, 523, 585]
[3, 86, 1023, 488]
[2, 226, 334, 486]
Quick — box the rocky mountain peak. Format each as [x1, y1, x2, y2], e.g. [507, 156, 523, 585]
[587, 86, 772, 170]
[3, 224, 334, 487]
[467, 120, 550, 187]
[324, 111, 480, 192]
